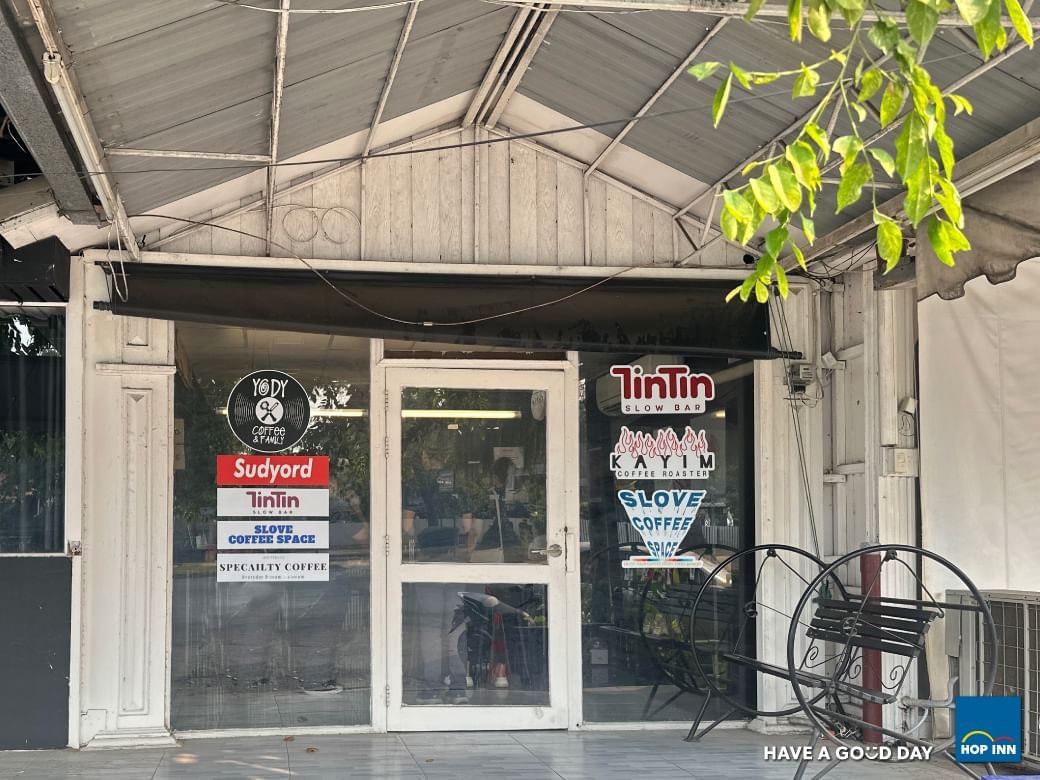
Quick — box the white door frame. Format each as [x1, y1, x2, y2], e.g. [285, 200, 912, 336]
[375, 357, 581, 731]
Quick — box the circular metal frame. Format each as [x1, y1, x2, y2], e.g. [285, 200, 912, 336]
[785, 544, 999, 750]
[689, 543, 844, 719]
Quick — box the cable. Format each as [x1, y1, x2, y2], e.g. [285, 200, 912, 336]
[213, 0, 421, 13]
[129, 212, 659, 327]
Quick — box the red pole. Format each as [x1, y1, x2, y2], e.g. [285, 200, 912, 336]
[860, 550, 883, 743]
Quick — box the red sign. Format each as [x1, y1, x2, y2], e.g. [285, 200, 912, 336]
[216, 455, 329, 486]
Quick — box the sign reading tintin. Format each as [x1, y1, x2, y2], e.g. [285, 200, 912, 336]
[227, 370, 311, 453]
[618, 489, 706, 568]
[610, 364, 714, 415]
[611, 426, 715, 480]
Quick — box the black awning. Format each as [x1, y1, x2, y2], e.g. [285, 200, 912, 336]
[101, 263, 780, 359]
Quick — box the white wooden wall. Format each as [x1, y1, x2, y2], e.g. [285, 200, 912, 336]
[151, 129, 741, 268]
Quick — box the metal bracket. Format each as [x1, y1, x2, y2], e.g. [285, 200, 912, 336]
[66, 540, 82, 557]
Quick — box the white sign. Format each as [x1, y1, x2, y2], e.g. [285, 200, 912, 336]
[609, 364, 715, 415]
[611, 426, 716, 480]
[217, 520, 329, 550]
[216, 553, 330, 582]
[617, 489, 706, 568]
[216, 487, 329, 517]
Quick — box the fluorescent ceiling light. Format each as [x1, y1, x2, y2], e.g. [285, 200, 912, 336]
[215, 407, 367, 418]
[402, 410, 521, 419]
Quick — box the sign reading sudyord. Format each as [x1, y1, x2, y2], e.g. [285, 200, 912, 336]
[216, 454, 329, 486]
[216, 487, 329, 517]
[216, 553, 329, 583]
[217, 520, 329, 550]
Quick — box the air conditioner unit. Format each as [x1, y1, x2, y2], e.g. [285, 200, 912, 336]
[949, 589, 1040, 764]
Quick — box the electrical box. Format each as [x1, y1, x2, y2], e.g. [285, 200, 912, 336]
[787, 362, 815, 391]
[881, 446, 919, 477]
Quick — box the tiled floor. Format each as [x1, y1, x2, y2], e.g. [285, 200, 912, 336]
[0, 729, 972, 779]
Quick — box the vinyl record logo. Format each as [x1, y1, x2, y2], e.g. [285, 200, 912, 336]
[227, 370, 311, 453]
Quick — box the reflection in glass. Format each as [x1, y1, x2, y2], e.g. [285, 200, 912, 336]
[171, 324, 371, 730]
[0, 311, 64, 553]
[402, 583, 549, 706]
[400, 388, 548, 564]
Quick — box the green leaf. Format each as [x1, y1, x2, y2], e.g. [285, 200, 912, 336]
[874, 211, 904, 272]
[927, 216, 970, 265]
[713, 73, 733, 128]
[739, 274, 757, 301]
[879, 81, 907, 127]
[775, 262, 790, 297]
[868, 19, 900, 53]
[751, 72, 783, 85]
[907, 0, 940, 47]
[833, 135, 863, 173]
[730, 62, 753, 90]
[791, 241, 807, 269]
[803, 122, 831, 159]
[836, 160, 872, 212]
[1005, 0, 1034, 45]
[741, 159, 766, 175]
[936, 176, 964, 227]
[725, 285, 743, 303]
[723, 188, 755, 222]
[792, 63, 821, 97]
[867, 147, 897, 177]
[755, 280, 770, 303]
[895, 112, 928, 180]
[764, 226, 789, 258]
[807, 0, 832, 41]
[903, 158, 934, 226]
[935, 123, 955, 179]
[689, 61, 722, 80]
[801, 214, 816, 245]
[789, 0, 804, 42]
[721, 207, 740, 241]
[974, 0, 1008, 59]
[744, 0, 768, 20]
[768, 162, 803, 212]
[749, 176, 781, 212]
[851, 102, 868, 122]
[741, 199, 766, 244]
[955, 0, 991, 25]
[948, 93, 974, 115]
[858, 69, 884, 103]
[786, 140, 822, 190]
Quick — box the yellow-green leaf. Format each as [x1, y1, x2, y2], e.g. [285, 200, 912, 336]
[895, 112, 927, 180]
[791, 242, 807, 269]
[974, 0, 1007, 58]
[749, 176, 781, 212]
[903, 159, 934, 226]
[689, 61, 722, 80]
[907, 0, 940, 47]
[730, 62, 753, 90]
[801, 214, 816, 245]
[956, 0, 992, 26]
[751, 72, 783, 85]
[764, 226, 789, 259]
[803, 122, 831, 159]
[867, 147, 896, 177]
[745, 0, 768, 20]
[775, 263, 790, 297]
[879, 81, 906, 127]
[936, 176, 964, 227]
[832, 135, 863, 174]
[792, 63, 821, 98]
[725, 285, 743, 302]
[836, 160, 872, 212]
[935, 123, 955, 179]
[1005, 0, 1034, 46]
[874, 213, 904, 272]
[723, 188, 755, 222]
[755, 280, 770, 303]
[789, 0, 804, 42]
[948, 94, 974, 115]
[786, 140, 822, 190]
[768, 163, 803, 212]
[721, 207, 740, 241]
[713, 73, 733, 128]
[807, 0, 832, 41]
[927, 216, 970, 266]
[858, 69, 884, 103]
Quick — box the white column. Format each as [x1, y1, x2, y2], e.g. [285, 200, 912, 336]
[77, 263, 176, 748]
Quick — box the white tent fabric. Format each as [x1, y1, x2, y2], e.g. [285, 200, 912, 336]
[919, 257, 1040, 593]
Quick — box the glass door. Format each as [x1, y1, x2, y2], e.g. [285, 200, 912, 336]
[384, 367, 571, 730]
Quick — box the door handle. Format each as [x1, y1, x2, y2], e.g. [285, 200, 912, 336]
[531, 543, 563, 558]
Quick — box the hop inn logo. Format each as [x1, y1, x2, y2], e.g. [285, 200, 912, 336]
[955, 696, 1022, 763]
[611, 426, 715, 480]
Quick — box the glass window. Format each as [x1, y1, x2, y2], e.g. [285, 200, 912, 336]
[171, 324, 371, 730]
[578, 353, 755, 722]
[0, 310, 65, 553]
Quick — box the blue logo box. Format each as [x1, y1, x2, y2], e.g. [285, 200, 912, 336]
[956, 696, 1022, 764]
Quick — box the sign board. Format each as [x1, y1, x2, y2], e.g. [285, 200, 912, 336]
[226, 370, 311, 453]
[216, 487, 329, 517]
[617, 489, 707, 568]
[216, 520, 329, 550]
[611, 426, 715, 480]
[216, 553, 330, 583]
[216, 454, 329, 486]
[609, 364, 715, 415]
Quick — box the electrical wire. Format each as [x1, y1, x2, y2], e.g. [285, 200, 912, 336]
[128, 212, 664, 327]
[213, 0, 421, 13]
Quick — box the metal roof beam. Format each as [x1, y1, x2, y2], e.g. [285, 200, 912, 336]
[0, 1, 98, 224]
[105, 148, 272, 163]
[792, 38, 1034, 268]
[585, 17, 728, 179]
[265, 0, 291, 255]
[548, 0, 1038, 28]
[486, 6, 559, 130]
[463, 6, 535, 127]
[362, 0, 419, 158]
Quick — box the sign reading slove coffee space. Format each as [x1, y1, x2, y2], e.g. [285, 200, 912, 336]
[617, 489, 707, 569]
[216, 520, 330, 550]
[216, 553, 330, 583]
[226, 370, 311, 453]
[609, 364, 715, 415]
[611, 426, 715, 480]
